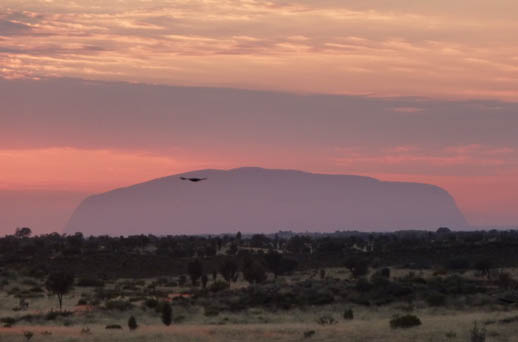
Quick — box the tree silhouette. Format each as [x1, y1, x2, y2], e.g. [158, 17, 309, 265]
[161, 302, 172, 326]
[187, 259, 203, 286]
[45, 271, 74, 310]
[128, 315, 138, 330]
[242, 258, 267, 285]
[219, 258, 239, 285]
[15, 227, 32, 239]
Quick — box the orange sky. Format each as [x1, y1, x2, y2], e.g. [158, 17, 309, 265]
[1, 1, 518, 232]
[1, 0, 518, 100]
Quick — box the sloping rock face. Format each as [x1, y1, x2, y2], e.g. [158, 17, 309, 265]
[65, 167, 467, 235]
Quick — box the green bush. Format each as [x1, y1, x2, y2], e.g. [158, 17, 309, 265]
[390, 314, 422, 329]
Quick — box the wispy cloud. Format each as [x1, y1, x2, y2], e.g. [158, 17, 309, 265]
[1, 1, 518, 99]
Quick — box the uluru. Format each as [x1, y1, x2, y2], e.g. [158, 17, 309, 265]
[64, 167, 467, 235]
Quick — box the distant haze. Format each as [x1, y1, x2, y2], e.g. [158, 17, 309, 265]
[2, 0, 518, 233]
[0, 79, 517, 235]
[65, 167, 467, 236]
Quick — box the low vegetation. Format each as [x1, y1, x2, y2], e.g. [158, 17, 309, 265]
[2, 227, 518, 340]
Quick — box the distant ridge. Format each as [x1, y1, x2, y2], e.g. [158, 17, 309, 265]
[65, 167, 467, 235]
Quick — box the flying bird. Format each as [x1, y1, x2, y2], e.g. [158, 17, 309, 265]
[180, 177, 207, 182]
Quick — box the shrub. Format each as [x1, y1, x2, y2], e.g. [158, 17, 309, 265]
[425, 292, 447, 307]
[343, 308, 354, 320]
[204, 306, 220, 316]
[320, 269, 326, 280]
[445, 331, 457, 339]
[105, 300, 133, 311]
[105, 324, 122, 329]
[76, 277, 104, 287]
[201, 274, 208, 289]
[143, 298, 158, 309]
[380, 268, 391, 278]
[355, 278, 372, 292]
[1, 317, 16, 325]
[80, 327, 91, 335]
[303, 330, 316, 338]
[390, 314, 422, 329]
[209, 280, 230, 293]
[161, 302, 172, 326]
[344, 257, 369, 278]
[187, 259, 203, 286]
[445, 258, 470, 272]
[45, 271, 74, 310]
[77, 299, 87, 306]
[128, 316, 138, 330]
[470, 322, 486, 342]
[316, 315, 337, 325]
[23, 331, 34, 340]
[45, 310, 72, 321]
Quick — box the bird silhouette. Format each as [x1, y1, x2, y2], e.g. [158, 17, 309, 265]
[180, 177, 207, 182]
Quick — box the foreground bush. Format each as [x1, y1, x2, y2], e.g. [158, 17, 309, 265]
[161, 302, 172, 326]
[390, 314, 422, 329]
[128, 315, 138, 330]
[343, 308, 354, 320]
[316, 315, 337, 325]
[470, 322, 486, 342]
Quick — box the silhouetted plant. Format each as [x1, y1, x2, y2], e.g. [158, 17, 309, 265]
[23, 331, 34, 340]
[201, 274, 208, 289]
[161, 302, 172, 326]
[390, 314, 421, 329]
[187, 259, 203, 286]
[344, 257, 369, 279]
[45, 271, 74, 310]
[343, 308, 354, 320]
[128, 315, 138, 330]
[243, 259, 267, 285]
[470, 322, 486, 342]
[220, 259, 239, 285]
[320, 269, 326, 280]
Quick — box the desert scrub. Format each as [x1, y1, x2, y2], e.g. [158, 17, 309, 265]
[389, 314, 422, 329]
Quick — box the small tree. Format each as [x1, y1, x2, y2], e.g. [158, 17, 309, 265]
[201, 274, 208, 289]
[474, 259, 493, 279]
[178, 275, 187, 286]
[219, 259, 239, 285]
[344, 257, 369, 279]
[15, 227, 32, 239]
[187, 259, 203, 286]
[45, 271, 74, 310]
[320, 269, 326, 280]
[161, 302, 172, 326]
[242, 256, 267, 285]
[128, 316, 138, 330]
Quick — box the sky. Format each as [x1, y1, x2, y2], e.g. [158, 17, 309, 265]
[1, 1, 517, 234]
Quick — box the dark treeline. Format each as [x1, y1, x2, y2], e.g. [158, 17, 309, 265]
[4, 227, 518, 324]
[2, 227, 518, 280]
